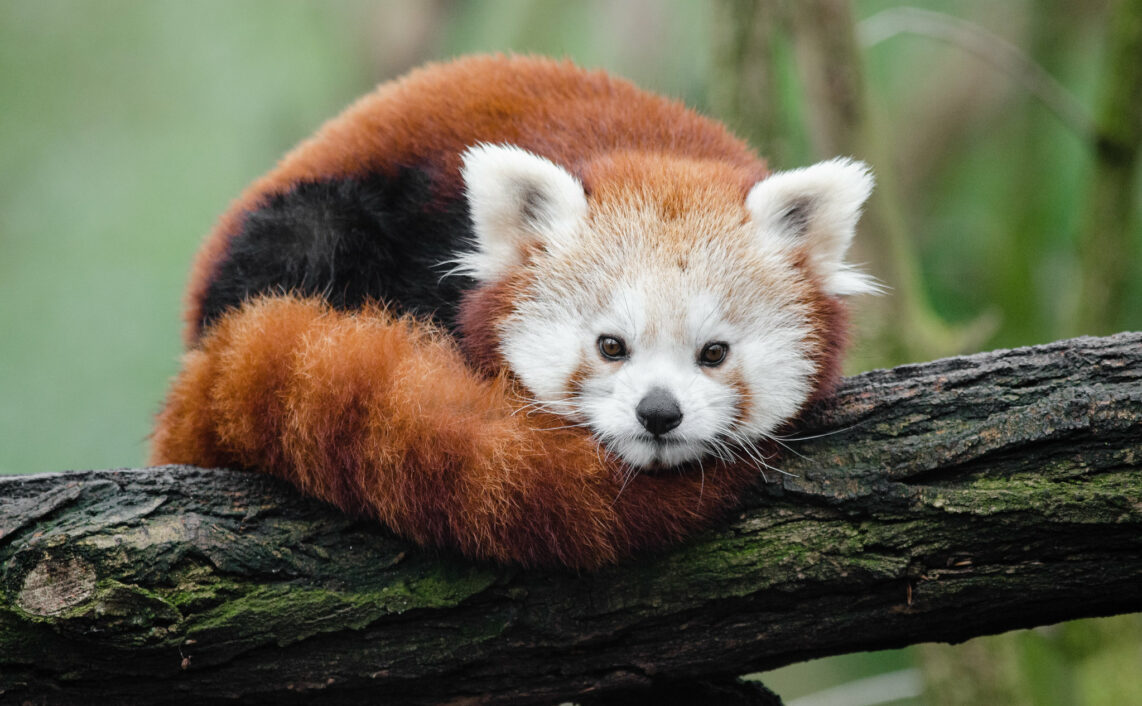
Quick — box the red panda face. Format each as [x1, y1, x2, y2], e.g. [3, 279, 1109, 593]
[457, 145, 875, 470]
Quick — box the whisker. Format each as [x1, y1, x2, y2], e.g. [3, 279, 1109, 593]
[534, 421, 595, 432]
[769, 422, 863, 443]
[725, 429, 797, 481]
[765, 435, 811, 461]
[612, 462, 639, 505]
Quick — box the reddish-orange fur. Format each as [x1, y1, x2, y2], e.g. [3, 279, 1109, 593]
[184, 55, 761, 346]
[152, 296, 761, 569]
[156, 55, 849, 569]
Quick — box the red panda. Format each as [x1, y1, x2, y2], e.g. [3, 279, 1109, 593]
[151, 55, 875, 570]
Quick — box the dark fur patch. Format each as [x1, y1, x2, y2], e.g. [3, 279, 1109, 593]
[198, 166, 476, 335]
[516, 181, 545, 228]
[781, 196, 814, 236]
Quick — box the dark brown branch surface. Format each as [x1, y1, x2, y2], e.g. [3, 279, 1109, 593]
[2, 333, 1140, 705]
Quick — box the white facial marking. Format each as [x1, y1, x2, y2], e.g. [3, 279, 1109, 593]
[565, 277, 814, 468]
[477, 155, 876, 470]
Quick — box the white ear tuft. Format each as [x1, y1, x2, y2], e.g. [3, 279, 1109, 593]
[456, 143, 587, 283]
[746, 158, 879, 296]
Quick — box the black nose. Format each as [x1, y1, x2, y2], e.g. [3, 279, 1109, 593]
[636, 387, 683, 436]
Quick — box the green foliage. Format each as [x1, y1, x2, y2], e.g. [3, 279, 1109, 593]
[1, 2, 1138, 703]
[0, 1, 372, 474]
[4, 1, 1138, 470]
[920, 616, 1142, 706]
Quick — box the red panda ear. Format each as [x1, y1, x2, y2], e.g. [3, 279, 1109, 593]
[457, 144, 588, 283]
[746, 158, 880, 296]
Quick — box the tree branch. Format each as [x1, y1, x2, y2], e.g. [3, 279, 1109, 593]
[2, 332, 1140, 705]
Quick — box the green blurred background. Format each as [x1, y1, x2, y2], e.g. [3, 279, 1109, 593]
[1, 1, 1138, 704]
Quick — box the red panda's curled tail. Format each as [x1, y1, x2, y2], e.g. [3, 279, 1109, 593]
[151, 296, 760, 569]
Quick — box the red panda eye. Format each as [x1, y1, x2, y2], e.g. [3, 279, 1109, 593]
[597, 335, 628, 361]
[699, 342, 728, 366]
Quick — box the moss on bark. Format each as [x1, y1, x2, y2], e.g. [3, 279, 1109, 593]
[1, 332, 1140, 705]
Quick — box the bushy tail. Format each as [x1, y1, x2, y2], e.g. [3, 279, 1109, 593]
[152, 296, 757, 569]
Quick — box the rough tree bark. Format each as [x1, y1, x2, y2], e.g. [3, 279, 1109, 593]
[2, 332, 1140, 706]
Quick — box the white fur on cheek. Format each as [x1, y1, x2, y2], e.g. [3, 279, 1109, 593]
[735, 321, 815, 435]
[500, 307, 584, 410]
[456, 144, 588, 283]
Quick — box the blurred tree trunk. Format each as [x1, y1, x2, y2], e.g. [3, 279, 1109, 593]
[854, 4, 1105, 349]
[709, 0, 797, 169]
[1074, 0, 1142, 335]
[789, 0, 1001, 366]
[995, 1, 1090, 346]
[711, 0, 996, 367]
